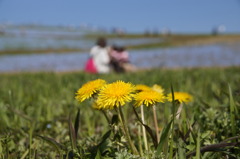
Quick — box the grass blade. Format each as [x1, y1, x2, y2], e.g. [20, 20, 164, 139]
[178, 139, 186, 159]
[196, 130, 201, 159]
[90, 130, 112, 158]
[20, 149, 29, 159]
[36, 135, 65, 156]
[69, 115, 77, 150]
[229, 84, 237, 136]
[186, 141, 240, 158]
[74, 109, 80, 140]
[169, 84, 176, 159]
[156, 119, 173, 156]
[98, 130, 111, 146]
[7, 105, 33, 121]
[132, 106, 158, 148]
[111, 114, 119, 125]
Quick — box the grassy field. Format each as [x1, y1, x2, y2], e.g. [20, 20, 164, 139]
[0, 67, 240, 158]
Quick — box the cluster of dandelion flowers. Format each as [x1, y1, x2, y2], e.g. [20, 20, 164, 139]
[75, 79, 106, 102]
[134, 90, 166, 107]
[167, 92, 193, 103]
[96, 80, 135, 109]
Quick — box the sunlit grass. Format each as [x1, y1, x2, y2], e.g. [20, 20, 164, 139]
[0, 67, 239, 158]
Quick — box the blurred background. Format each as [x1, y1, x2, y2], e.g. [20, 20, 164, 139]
[0, 0, 240, 72]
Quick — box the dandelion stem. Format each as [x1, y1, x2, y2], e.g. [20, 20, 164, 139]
[117, 106, 139, 155]
[176, 103, 183, 119]
[101, 110, 110, 124]
[141, 105, 148, 151]
[138, 125, 143, 156]
[152, 105, 160, 143]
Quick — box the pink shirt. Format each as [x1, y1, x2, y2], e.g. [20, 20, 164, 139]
[110, 50, 129, 62]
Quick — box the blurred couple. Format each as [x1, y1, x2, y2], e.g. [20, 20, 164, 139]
[84, 37, 137, 74]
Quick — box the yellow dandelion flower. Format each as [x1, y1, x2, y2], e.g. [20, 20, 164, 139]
[134, 90, 165, 107]
[97, 80, 135, 109]
[152, 84, 165, 94]
[135, 84, 152, 92]
[167, 92, 193, 103]
[75, 79, 106, 102]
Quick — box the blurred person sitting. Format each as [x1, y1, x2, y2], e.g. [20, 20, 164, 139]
[88, 37, 111, 74]
[110, 45, 137, 73]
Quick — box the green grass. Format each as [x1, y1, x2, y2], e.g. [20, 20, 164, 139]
[0, 67, 240, 158]
[0, 48, 86, 55]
